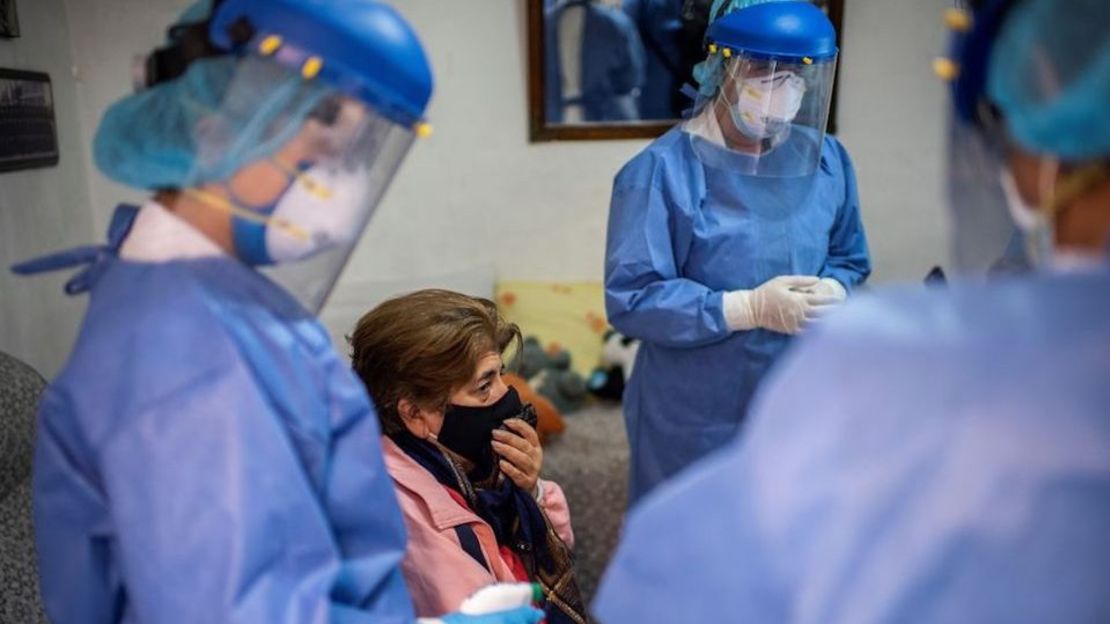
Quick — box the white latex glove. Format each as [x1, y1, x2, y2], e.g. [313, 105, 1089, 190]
[723, 275, 840, 335]
[792, 278, 848, 328]
[803, 277, 847, 302]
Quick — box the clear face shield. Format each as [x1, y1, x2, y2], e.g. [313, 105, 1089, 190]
[181, 55, 416, 312]
[946, 109, 1041, 275]
[684, 52, 836, 177]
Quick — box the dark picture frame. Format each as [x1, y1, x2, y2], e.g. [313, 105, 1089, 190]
[0, 0, 19, 39]
[528, 0, 844, 142]
[0, 69, 60, 173]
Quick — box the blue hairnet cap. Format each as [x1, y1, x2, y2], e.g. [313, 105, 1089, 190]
[174, 0, 212, 28]
[986, 0, 1110, 161]
[94, 55, 330, 191]
[93, 1, 330, 190]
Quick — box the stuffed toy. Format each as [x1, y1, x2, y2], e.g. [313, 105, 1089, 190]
[533, 365, 588, 414]
[586, 330, 640, 401]
[511, 337, 589, 415]
[515, 336, 551, 380]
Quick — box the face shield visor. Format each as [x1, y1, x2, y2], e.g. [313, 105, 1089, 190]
[945, 108, 1041, 275]
[685, 50, 836, 178]
[180, 55, 417, 312]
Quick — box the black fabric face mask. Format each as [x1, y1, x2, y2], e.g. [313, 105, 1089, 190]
[436, 386, 523, 480]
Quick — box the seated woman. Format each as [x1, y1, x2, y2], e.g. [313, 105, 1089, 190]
[350, 289, 586, 623]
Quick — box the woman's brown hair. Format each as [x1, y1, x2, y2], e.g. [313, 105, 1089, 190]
[349, 289, 522, 435]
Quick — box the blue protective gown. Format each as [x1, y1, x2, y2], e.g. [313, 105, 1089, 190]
[605, 126, 871, 503]
[27, 206, 414, 623]
[595, 269, 1110, 623]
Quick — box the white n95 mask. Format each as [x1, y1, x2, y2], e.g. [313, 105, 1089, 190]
[264, 164, 372, 264]
[730, 71, 806, 140]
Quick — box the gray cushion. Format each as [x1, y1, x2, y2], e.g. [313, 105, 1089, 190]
[0, 351, 44, 498]
[0, 479, 47, 623]
[0, 351, 47, 623]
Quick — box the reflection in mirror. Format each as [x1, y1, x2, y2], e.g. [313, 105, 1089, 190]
[529, 0, 843, 142]
[542, 0, 708, 124]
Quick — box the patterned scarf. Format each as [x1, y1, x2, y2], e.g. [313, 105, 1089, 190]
[391, 426, 588, 624]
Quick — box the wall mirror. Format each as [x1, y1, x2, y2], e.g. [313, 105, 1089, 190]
[528, 0, 844, 141]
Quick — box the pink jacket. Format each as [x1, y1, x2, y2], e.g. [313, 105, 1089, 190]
[380, 436, 575, 618]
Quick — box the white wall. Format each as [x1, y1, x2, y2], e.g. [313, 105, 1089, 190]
[836, 0, 950, 284]
[64, 0, 192, 234]
[341, 0, 645, 288]
[0, 0, 96, 377]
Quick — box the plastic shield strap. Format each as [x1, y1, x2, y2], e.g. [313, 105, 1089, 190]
[683, 53, 835, 178]
[180, 55, 416, 313]
[946, 111, 1033, 276]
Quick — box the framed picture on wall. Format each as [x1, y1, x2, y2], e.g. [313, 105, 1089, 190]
[0, 0, 19, 39]
[528, 0, 844, 142]
[0, 69, 60, 173]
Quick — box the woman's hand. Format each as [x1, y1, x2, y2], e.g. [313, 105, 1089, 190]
[491, 419, 542, 494]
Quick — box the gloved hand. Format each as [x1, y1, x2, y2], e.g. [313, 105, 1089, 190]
[723, 275, 840, 335]
[433, 606, 545, 624]
[801, 277, 847, 303]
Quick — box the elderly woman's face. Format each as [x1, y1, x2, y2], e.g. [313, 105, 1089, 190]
[450, 352, 509, 408]
[410, 352, 509, 439]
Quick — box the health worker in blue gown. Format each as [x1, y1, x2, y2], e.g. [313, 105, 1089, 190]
[12, 1, 540, 623]
[595, 0, 1110, 621]
[604, 0, 871, 504]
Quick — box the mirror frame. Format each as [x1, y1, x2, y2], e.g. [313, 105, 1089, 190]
[527, 0, 845, 142]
